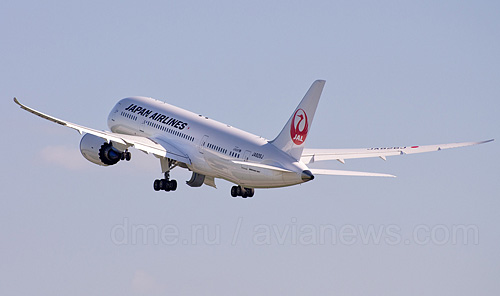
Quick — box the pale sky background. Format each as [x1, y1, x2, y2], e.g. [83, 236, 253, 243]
[1, 1, 499, 295]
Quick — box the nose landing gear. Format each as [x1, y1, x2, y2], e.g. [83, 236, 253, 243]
[120, 150, 131, 161]
[231, 186, 254, 198]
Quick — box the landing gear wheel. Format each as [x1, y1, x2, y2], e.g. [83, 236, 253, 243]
[152, 158, 178, 193]
[246, 188, 254, 198]
[155, 179, 177, 192]
[153, 179, 161, 191]
[160, 179, 170, 191]
[230, 186, 254, 198]
[231, 186, 238, 197]
[169, 180, 177, 191]
[120, 150, 131, 161]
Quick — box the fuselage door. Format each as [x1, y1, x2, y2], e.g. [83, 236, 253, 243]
[199, 135, 209, 154]
[241, 150, 252, 170]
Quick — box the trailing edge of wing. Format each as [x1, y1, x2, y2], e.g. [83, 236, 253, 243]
[13, 98, 191, 164]
[231, 161, 293, 173]
[309, 169, 396, 178]
[301, 139, 494, 164]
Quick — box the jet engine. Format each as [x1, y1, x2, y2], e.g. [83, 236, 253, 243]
[79, 134, 130, 166]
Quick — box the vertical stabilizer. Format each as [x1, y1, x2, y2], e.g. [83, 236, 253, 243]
[270, 80, 325, 160]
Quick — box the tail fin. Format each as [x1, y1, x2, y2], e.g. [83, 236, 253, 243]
[270, 80, 325, 160]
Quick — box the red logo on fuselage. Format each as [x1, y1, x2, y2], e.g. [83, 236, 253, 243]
[290, 108, 308, 145]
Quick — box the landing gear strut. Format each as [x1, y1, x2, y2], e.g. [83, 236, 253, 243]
[153, 159, 177, 192]
[231, 186, 254, 198]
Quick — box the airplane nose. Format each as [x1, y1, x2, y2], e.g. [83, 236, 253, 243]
[301, 170, 315, 182]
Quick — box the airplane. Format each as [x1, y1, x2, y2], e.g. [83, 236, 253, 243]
[14, 80, 493, 198]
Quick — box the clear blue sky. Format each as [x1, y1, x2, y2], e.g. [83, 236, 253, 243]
[1, 1, 499, 295]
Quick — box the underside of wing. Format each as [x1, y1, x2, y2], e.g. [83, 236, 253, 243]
[14, 98, 191, 164]
[301, 139, 494, 164]
[122, 135, 191, 164]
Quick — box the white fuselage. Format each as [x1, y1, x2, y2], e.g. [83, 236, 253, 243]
[107, 97, 309, 188]
[16, 80, 490, 196]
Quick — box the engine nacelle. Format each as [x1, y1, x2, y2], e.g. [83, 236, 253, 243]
[186, 172, 205, 187]
[80, 134, 124, 166]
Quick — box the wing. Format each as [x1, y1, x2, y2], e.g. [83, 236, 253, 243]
[14, 98, 191, 164]
[301, 139, 494, 164]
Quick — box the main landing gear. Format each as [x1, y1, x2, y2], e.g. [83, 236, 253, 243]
[153, 159, 177, 192]
[231, 186, 254, 198]
[153, 171, 177, 192]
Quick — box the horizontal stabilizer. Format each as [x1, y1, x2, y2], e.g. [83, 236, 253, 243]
[309, 169, 396, 178]
[231, 161, 293, 173]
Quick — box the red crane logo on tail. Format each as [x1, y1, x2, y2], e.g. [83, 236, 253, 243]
[290, 108, 308, 145]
